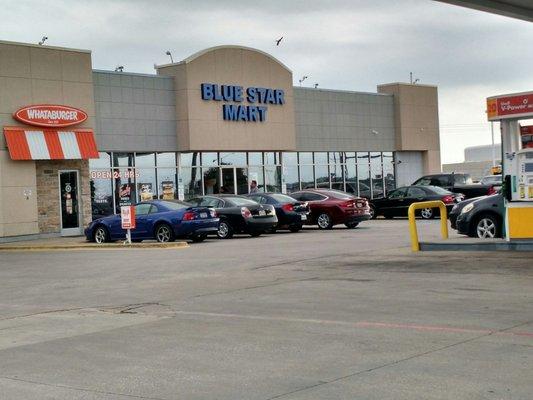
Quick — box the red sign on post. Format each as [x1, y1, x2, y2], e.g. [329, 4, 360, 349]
[13, 105, 88, 127]
[487, 91, 533, 121]
[121, 206, 136, 230]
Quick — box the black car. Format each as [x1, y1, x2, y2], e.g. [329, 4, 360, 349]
[369, 185, 461, 219]
[245, 193, 310, 232]
[453, 194, 504, 238]
[412, 173, 495, 199]
[187, 195, 278, 239]
[448, 196, 484, 230]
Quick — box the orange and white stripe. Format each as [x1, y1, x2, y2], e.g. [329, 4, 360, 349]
[3, 127, 98, 160]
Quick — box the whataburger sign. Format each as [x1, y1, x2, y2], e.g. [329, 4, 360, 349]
[14, 105, 87, 127]
[487, 91, 533, 121]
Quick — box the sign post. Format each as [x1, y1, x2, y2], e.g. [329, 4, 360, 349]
[119, 183, 135, 244]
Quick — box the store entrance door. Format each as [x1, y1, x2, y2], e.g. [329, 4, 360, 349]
[220, 167, 249, 195]
[59, 170, 82, 236]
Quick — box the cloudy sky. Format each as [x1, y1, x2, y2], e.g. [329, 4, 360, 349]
[2, 0, 532, 163]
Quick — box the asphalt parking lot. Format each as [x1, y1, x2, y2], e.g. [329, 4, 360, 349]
[0, 219, 532, 400]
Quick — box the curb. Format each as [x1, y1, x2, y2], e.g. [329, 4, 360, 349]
[0, 241, 190, 251]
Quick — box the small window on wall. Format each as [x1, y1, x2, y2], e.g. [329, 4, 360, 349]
[181, 168, 202, 200]
[282, 152, 298, 165]
[314, 152, 328, 164]
[201, 153, 218, 167]
[135, 153, 155, 167]
[328, 152, 344, 164]
[157, 168, 177, 200]
[113, 153, 134, 167]
[156, 153, 176, 167]
[248, 152, 263, 166]
[90, 170, 114, 218]
[219, 152, 246, 166]
[299, 152, 313, 164]
[89, 152, 111, 169]
[180, 152, 200, 168]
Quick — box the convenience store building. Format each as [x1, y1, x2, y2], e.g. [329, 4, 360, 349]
[0, 40, 441, 238]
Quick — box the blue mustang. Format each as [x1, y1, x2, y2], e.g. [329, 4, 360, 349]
[85, 200, 219, 243]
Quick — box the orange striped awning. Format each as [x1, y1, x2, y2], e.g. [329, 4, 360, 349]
[3, 127, 98, 160]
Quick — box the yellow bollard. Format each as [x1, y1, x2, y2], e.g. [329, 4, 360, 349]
[408, 201, 449, 252]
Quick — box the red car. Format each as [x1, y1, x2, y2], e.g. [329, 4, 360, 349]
[290, 189, 371, 229]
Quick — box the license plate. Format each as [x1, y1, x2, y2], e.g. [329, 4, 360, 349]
[259, 210, 266, 216]
[300, 214, 307, 220]
[200, 212, 207, 218]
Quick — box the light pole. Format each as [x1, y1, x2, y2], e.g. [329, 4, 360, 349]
[491, 121, 496, 167]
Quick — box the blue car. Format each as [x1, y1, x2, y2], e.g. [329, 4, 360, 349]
[85, 200, 219, 244]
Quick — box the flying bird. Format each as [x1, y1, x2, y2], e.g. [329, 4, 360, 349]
[275, 37, 283, 46]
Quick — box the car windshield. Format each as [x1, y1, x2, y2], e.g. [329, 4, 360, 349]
[225, 197, 258, 206]
[158, 200, 190, 210]
[481, 176, 502, 185]
[270, 194, 297, 203]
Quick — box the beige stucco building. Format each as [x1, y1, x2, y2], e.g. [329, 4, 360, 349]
[1, 40, 442, 240]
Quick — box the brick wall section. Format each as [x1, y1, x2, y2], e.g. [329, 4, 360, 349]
[36, 160, 91, 234]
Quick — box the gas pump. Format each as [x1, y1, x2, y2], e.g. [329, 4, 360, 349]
[487, 91, 533, 240]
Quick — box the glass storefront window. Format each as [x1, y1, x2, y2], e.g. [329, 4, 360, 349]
[357, 161, 371, 199]
[112, 153, 134, 167]
[264, 152, 280, 165]
[299, 152, 313, 164]
[180, 168, 202, 200]
[283, 165, 299, 193]
[113, 168, 137, 211]
[344, 162, 357, 195]
[157, 168, 178, 200]
[201, 152, 218, 167]
[314, 152, 328, 164]
[137, 168, 157, 201]
[264, 166, 281, 192]
[248, 166, 265, 193]
[300, 165, 314, 189]
[90, 172, 114, 218]
[248, 152, 263, 165]
[180, 152, 200, 167]
[371, 152, 384, 198]
[328, 152, 343, 164]
[383, 152, 395, 195]
[330, 163, 344, 184]
[219, 152, 246, 166]
[203, 167, 220, 194]
[156, 152, 176, 167]
[135, 153, 155, 167]
[315, 164, 330, 189]
[282, 152, 298, 165]
[89, 152, 111, 169]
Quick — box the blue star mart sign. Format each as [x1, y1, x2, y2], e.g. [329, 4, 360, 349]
[200, 83, 284, 122]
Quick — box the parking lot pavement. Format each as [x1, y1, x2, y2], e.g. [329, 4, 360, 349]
[0, 219, 531, 399]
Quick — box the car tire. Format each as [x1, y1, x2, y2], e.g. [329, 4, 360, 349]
[345, 222, 359, 229]
[155, 223, 175, 243]
[217, 221, 234, 239]
[473, 214, 500, 239]
[420, 208, 434, 219]
[317, 213, 333, 230]
[191, 234, 207, 243]
[289, 225, 302, 233]
[93, 226, 109, 244]
[369, 205, 377, 219]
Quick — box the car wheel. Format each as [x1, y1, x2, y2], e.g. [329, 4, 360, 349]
[317, 213, 333, 229]
[369, 205, 377, 219]
[345, 222, 359, 229]
[155, 224, 174, 243]
[93, 226, 109, 244]
[475, 214, 500, 239]
[217, 221, 234, 239]
[191, 234, 207, 243]
[289, 225, 302, 233]
[420, 208, 434, 219]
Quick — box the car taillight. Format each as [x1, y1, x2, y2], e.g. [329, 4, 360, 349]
[341, 200, 356, 208]
[183, 211, 195, 221]
[487, 186, 497, 195]
[241, 207, 252, 218]
[442, 195, 454, 204]
[282, 203, 294, 212]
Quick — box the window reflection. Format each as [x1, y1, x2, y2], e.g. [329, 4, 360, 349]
[156, 152, 176, 167]
[284, 165, 299, 192]
[157, 168, 177, 200]
[180, 168, 202, 200]
[219, 152, 246, 166]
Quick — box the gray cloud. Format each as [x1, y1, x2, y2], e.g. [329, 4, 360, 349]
[1, 0, 532, 162]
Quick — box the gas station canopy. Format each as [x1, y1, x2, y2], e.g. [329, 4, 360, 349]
[435, 0, 533, 23]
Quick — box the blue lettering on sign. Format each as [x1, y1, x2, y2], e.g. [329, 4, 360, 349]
[202, 83, 284, 122]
